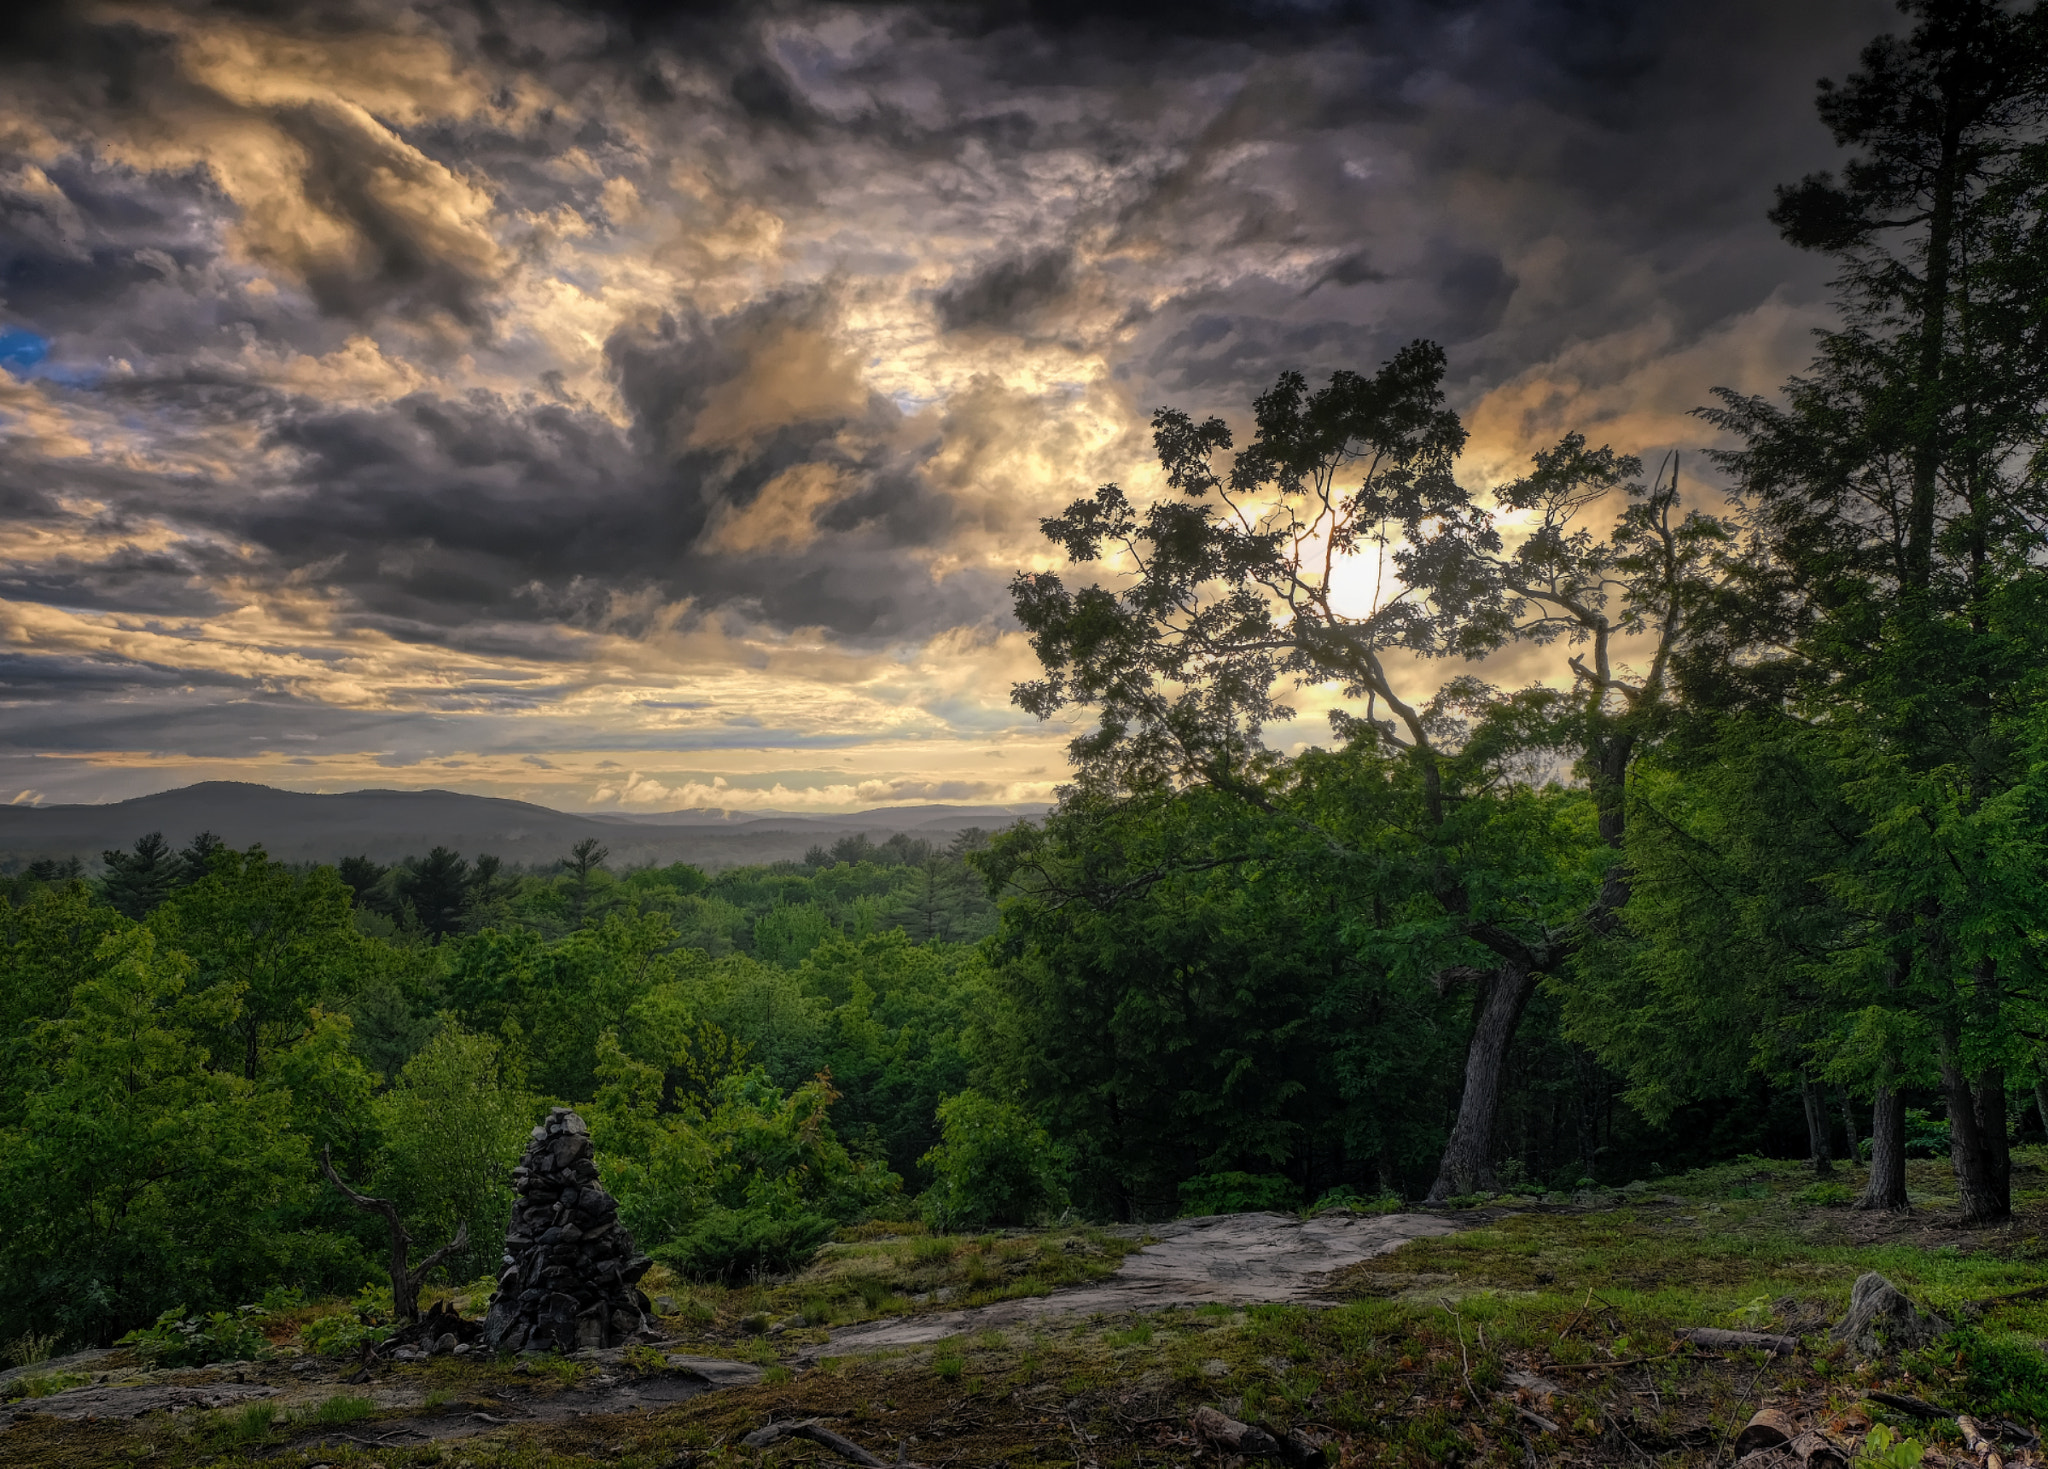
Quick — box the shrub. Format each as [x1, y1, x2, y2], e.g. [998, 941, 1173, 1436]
[653, 1206, 835, 1283]
[1177, 1171, 1297, 1217]
[917, 1092, 1067, 1230]
[1792, 1180, 1855, 1207]
[1944, 1327, 2048, 1422]
[116, 1305, 270, 1368]
[298, 1312, 392, 1358]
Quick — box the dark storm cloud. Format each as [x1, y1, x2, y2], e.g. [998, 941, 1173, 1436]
[78, 286, 967, 642]
[934, 248, 1074, 334]
[0, 0, 1907, 785]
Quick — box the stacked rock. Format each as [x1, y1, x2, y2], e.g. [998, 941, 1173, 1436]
[479, 1107, 655, 1353]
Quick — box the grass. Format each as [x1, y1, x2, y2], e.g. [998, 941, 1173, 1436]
[15, 1152, 2048, 1468]
[634, 1221, 1138, 1342]
[305, 1393, 376, 1425]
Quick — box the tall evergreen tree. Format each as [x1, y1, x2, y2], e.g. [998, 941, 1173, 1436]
[100, 832, 186, 920]
[1686, 0, 2048, 1220]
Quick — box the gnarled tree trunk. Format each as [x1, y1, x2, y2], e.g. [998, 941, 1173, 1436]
[1427, 962, 1537, 1202]
[1856, 1084, 1908, 1212]
[322, 1145, 471, 1322]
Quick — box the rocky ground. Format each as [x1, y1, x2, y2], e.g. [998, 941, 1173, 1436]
[6, 1156, 2048, 1467]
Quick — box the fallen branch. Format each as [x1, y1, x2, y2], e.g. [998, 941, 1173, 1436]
[1864, 1391, 1945, 1419]
[741, 1419, 892, 1467]
[1966, 1283, 2048, 1314]
[1540, 1349, 1717, 1373]
[1674, 1326, 1799, 1354]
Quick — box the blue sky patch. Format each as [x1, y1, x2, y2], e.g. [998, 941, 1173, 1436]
[0, 328, 49, 377]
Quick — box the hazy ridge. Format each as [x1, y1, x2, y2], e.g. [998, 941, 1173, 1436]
[0, 782, 1047, 870]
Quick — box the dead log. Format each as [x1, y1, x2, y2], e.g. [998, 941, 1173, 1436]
[1192, 1407, 1285, 1458]
[1676, 1326, 1798, 1354]
[321, 1145, 468, 1324]
[1784, 1429, 1847, 1468]
[1864, 1391, 1945, 1419]
[1733, 1407, 1798, 1455]
[1188, 1407, 1326, 1467]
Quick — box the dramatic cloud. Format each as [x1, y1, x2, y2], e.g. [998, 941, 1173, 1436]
[0, 0, 1892, 810]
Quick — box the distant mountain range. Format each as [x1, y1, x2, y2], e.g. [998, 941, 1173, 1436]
[0, 782, 1049, 870]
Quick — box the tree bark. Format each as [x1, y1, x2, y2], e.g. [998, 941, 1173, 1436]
[2034, 1078, 2048, 1142]
[321, 1145, 470, 1322]
[1941, 1049, 2010, 1223]
[1427, 963, 1538, 1202]
[1800, 1072, 1834, 1175]
[1856, 1084, 1909, 1212]
[1571, 1045, 1602, 1181]
[1974, 1065, 2010, 1210]
[1841, 1088, 1861, 1163]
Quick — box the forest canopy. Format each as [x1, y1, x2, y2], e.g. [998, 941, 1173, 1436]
[4, 0, 2048, 1357]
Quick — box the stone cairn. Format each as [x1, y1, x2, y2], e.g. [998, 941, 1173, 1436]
[480, 1107, 656, 1353]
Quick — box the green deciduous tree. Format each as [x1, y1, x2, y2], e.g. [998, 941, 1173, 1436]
[918, 1090, 1068, 1230]
[372, 1024, 534, 1283]
[150, 847, 360, 1082]
[1011, 344, 1732, 1199]
[0, 928, 303, 1344]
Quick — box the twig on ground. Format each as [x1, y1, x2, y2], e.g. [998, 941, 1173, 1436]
[1557, 1288, 1595, 1343]
[1712, 1350, 1779, 1469]
[1541, 1349, 1716, 1373]
[1439, 1299, 1478, 1408]
[741, 1419, 893, 1467]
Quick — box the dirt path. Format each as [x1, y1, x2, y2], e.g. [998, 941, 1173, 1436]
[811, 1209, 1466, 1355]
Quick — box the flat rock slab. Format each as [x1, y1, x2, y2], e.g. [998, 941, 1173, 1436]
[814, 1210, 1464, 1354]
[0, 1349, 113, 1395]
[289, 1366, 737, 1450]
[3, 1379, 275, 1424]
[664, 1355, 764, 1387]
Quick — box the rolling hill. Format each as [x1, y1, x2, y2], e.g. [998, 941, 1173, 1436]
[0, 783, 1047, 870]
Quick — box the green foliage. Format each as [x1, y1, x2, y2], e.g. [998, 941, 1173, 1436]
[654, 1206, 836, 1283]
[149, 848, 360, 1083]
[115, 1305, 270, 1367]
[372, 1024, 533, 1280]
[1178, 1171, 1298, 1217]
[0, 928, 304, 1344]
[298, 1310, 392, 1357]
[1791, 1181, 1854, 1207]
[917, 1091, 1068, 1230]
[4, 1330, 56, 1368]
[308, 1393, 377, 1425]
[1942, 1328, 2048, 1424]
[754, 900, 832, 967]
[1856, 1424, 1925, 1469]
[1903, 1109, 1951, 1159]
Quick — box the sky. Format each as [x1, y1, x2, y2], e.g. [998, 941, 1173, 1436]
[0, 0, 1896, 811]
